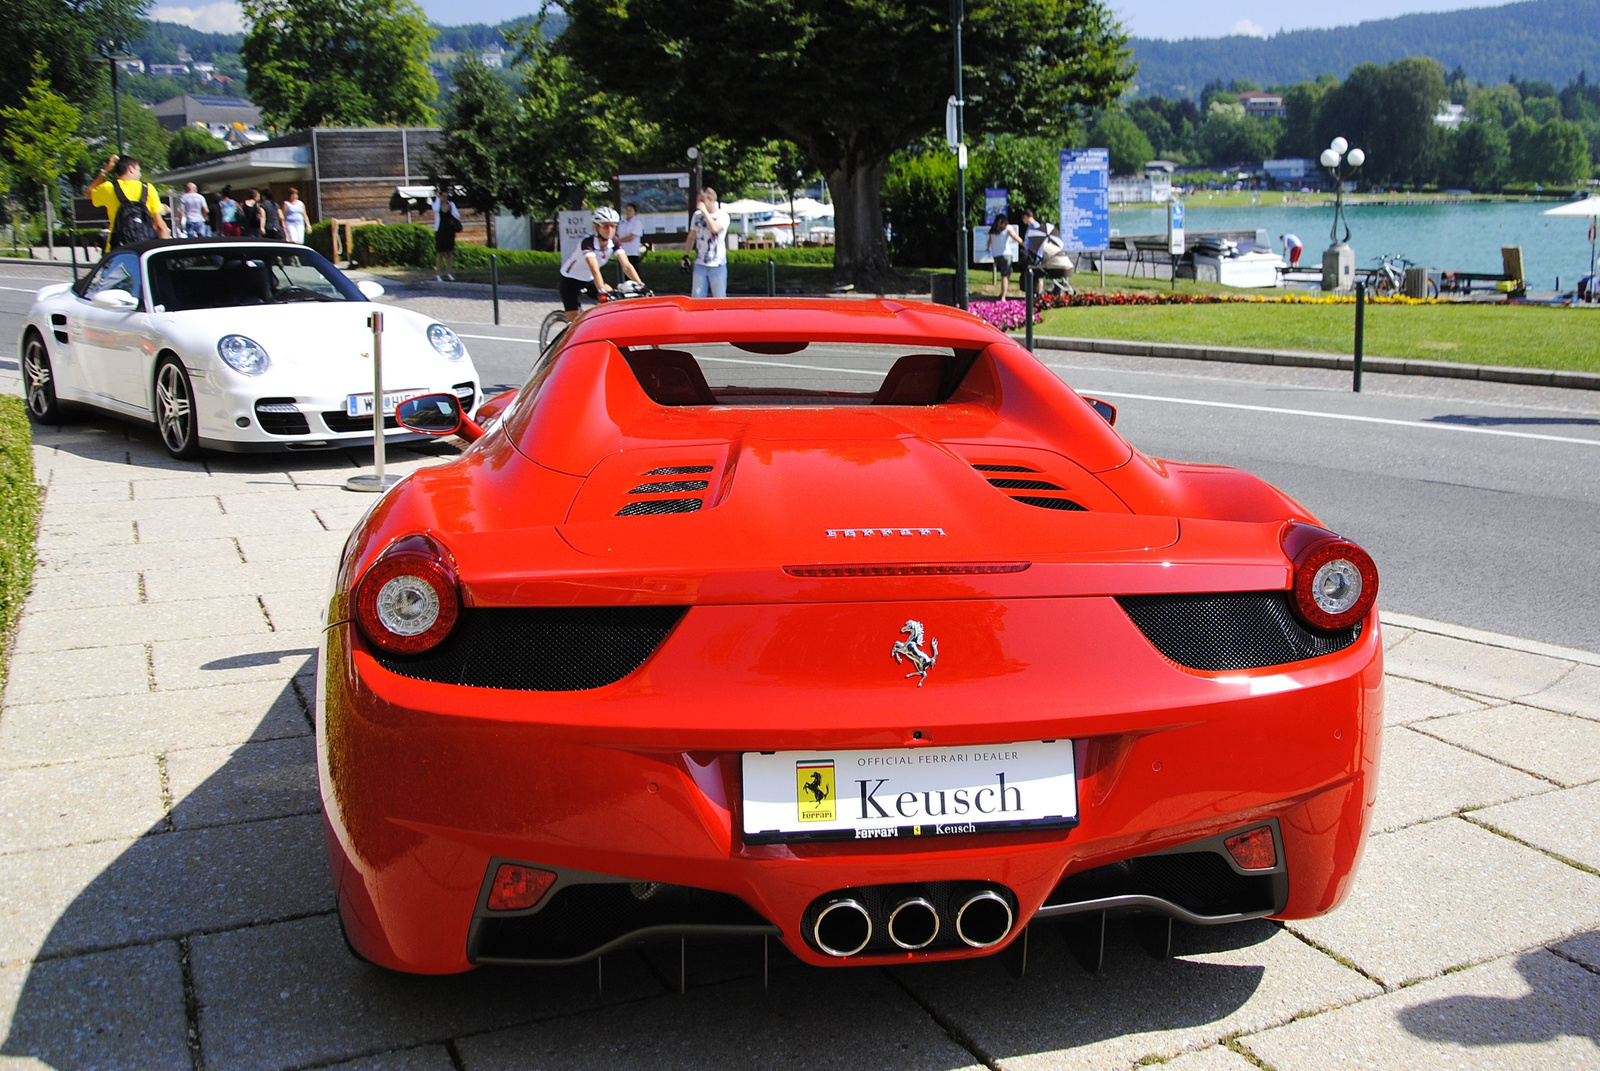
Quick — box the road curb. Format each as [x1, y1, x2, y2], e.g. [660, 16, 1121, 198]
[1024, 335, 1600, 392]
[1381, 611, 1600, 667]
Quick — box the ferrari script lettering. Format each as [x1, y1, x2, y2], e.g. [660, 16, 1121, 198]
[857, 774, 1023, 819]
[826, 527, 946, 538]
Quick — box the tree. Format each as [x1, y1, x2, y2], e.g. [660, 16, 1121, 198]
[1449, 120, 1509, 190]
[241, 0, 438, 130]
[81, 89, 171, 170]
[1468, 83, 1522, 128]
[1090, 113, 1153, 174]
[428, 53, 520, 246]
[3, 0, 146, 112]
[1507, 116, 1541, 181]
[1527, 119, 1592, 184]
[1278, 79, 1333, 158]
[166, 125, 228, 169]
[1374, 57, 1448, 187]
[0, 58, 84, 258]
[1197, 107, 1278, 165]
[560, 0, 1133, 283]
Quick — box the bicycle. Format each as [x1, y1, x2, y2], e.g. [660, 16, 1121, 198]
[1370, 253, 1438, 298]
[538, 279, 653, 351]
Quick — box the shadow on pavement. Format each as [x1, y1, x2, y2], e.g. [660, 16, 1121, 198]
[1396, 941, 1600, 1048]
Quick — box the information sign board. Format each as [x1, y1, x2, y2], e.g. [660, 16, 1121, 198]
[616, 171, 693, 235]
[1168, 201, 1185, 255]
[984, 188, 1007, 225]
[1058, 149, 1109, 252]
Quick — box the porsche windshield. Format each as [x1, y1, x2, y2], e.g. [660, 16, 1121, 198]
[147, 247, 363, 311]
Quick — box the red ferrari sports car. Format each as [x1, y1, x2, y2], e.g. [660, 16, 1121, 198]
[317, 297, 1382, 975]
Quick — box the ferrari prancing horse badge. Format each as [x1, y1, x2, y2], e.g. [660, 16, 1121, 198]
[892, 620, 939, 687]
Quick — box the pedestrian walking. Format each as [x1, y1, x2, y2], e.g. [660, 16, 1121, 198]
[238, 190, 264, 238]
[218, 188, 240, 236]
[987, 213, 1023, 300]
[617, 202, 647, 269]
[179, 182, 209, 238]
[685, 187, 729, 298]
[433, 192, 461, 280]
[282, 188, 307, 244]
[87, 155, 170, 250]
[259, 189, 284, 240]
[1281, 233, 1303, 267]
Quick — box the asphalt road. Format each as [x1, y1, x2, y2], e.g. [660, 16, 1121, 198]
[5, 263, 1598, 653]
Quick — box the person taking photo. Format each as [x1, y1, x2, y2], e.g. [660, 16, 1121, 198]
[684, 187, 729, 298]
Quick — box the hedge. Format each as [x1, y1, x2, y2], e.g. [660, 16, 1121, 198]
[0, 396, 40, 692]
[306, 221, 335, 260]
[350, 223, 436, 267]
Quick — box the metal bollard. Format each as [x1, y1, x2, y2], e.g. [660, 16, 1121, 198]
[1024, 267, 1035, 352]
[1352, 281, 1365, 393]
[490, 253, 500, 326]
[767, 259, 776, 297]
[345, 311, 401, 493]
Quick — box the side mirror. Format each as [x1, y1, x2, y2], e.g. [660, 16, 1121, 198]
[1082, 396, 1116, 425]
[356, 279, 385, 299]
[91, 289, 140, 311]
[395, 393, 483, 443]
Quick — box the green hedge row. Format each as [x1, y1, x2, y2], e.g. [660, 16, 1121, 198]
[350, 223, 436, 267]
[0, 396, 40, 692]
[306, 221, 335, 260]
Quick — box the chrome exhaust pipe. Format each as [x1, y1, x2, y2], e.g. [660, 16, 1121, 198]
[955, 889, 1014, 948]
[887, 897, 940, 950]
[813, 898, 873, 957]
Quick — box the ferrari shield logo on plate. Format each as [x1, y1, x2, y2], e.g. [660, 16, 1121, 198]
[744, 741, 1078, 844]
[795, 760, 836, 823]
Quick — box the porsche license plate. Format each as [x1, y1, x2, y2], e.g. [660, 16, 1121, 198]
[741, 741, 1077, 844]
[346, 390, 425, 417]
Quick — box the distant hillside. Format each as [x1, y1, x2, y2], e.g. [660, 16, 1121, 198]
[1130, 0, 1600, 97]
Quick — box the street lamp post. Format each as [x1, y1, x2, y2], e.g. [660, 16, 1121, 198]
[950, 0, 968, 310]
[96, 39, 130, 155]
[1319, 138, 1365, 292]
[686, 145, 703, 229]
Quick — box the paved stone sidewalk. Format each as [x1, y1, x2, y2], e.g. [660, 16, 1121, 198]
[0, 419, 1596, 1071]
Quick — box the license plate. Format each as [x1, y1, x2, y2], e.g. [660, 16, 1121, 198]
[741, 741, 1077, 844]
[346, 389, 425, 417]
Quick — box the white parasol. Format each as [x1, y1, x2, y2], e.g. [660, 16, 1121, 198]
[1541, 195, 1600, 278]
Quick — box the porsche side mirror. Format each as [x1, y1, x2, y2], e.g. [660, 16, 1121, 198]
[356, 279, 385, 299]
[91, 289, 140, 311]
[395, 393, 483, 443]
[1082, 396, 1116, 425]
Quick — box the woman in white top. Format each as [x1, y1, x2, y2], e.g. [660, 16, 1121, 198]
[432, 195, 461, 280]
[616, 203, 646, 266]
[282, 188, 308, 244]
[987, 213, 1023, 300]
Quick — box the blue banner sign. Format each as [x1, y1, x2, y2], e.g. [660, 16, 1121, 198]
[1058, 149, 1109, 252]
[984, 188, 1007, 225]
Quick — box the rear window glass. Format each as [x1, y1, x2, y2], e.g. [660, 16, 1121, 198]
[617, 342, 977, 406]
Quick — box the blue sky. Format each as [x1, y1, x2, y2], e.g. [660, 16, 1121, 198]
[150, 0, 1500, 42]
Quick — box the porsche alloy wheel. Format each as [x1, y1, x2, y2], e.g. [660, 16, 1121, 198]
[155, 358, 202, 459]
[22, 333, 60, 424]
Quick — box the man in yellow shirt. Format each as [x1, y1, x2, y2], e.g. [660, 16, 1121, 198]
[88, 155, 170, 249]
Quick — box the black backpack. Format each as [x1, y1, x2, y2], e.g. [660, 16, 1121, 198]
[109, 181, 158, 247]
[260, 198, 284, 239]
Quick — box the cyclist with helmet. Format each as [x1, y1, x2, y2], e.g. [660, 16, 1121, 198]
[558, 206, 644, 322]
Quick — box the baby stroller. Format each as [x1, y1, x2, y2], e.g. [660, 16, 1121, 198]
[1023, 227, 1076, 296]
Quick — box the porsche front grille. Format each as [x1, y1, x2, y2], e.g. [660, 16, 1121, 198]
[372, 605, 687, 690]
[1117, 591, 1362, 671]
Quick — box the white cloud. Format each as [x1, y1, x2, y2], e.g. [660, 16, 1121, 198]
[1231, 17, 1269, 37]
[149, 2, 245, 34]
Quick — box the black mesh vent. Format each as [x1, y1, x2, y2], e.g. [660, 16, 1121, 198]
[472, 882, 772, 964]
[628, 480, 709, 494]
[254, 399, 309, 436]
[989, 478, 1064, 491]
[373, 606, 687, 690]
[973, 464, 1038, 473]
[1118, 591, 1362, 671]
[1047, 851, 1275, 917]
[617, 498, 703, 517]
[323, 411, 399, 433]
[1013, 496, 1086, 511]
[645, 465, 714, 475]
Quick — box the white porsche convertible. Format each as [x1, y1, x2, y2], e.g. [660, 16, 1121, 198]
[18, 239, 481, 458]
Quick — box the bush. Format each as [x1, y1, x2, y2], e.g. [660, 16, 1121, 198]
[306, 221, 334, 260]
[0, 396, 40, 691]
[350, 223, 435, 267]
[450, 243, 835, 269]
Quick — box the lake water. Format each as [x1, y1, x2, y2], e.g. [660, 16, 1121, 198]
[1110, 200, 1599, 289]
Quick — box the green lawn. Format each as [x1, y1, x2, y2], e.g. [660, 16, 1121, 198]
[1037, 300, 1600, 373]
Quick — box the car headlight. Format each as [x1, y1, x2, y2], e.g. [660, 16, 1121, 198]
[427, 323, 466, 361]
[217, 335, 270, 376]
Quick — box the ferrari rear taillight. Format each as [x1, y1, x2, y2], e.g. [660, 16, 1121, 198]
[1283, 524, 1378, 632]
[1224, 826, 1278, 870]
[487, 864, 557, 911]
[353, 535, 460, 655]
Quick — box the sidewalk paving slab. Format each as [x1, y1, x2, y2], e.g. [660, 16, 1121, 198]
[1417, 706, 1600, 786]
[0, 680, 308, 769]
[166, 738, 319, 831]
[1384, 632, 1577, 699]
[890, 920, 1379, 1071]
[1159, 1047, 1259, 1071]
[2, 644, 150, 705]
[149, 629, 321, 691]
[1554, 931, 1600, 973]
[320, 1047, 458, 1071]
[0, 754, 165, 853]
[34, 538, 244, 576]
[1523, 664, 1600, 720]
[1287, 818, 1600, 987]
[0, 942, 191, 1071]
[18, 570, 143, 612]
[191, 914, 664, 1071]
[13, 595, 271, 653]
[1238, 949, 1600, 1071]
[1382, 675, 1491, 726]
[1471, 783, 1600, 872]
[1370, 727, 1551, 833]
